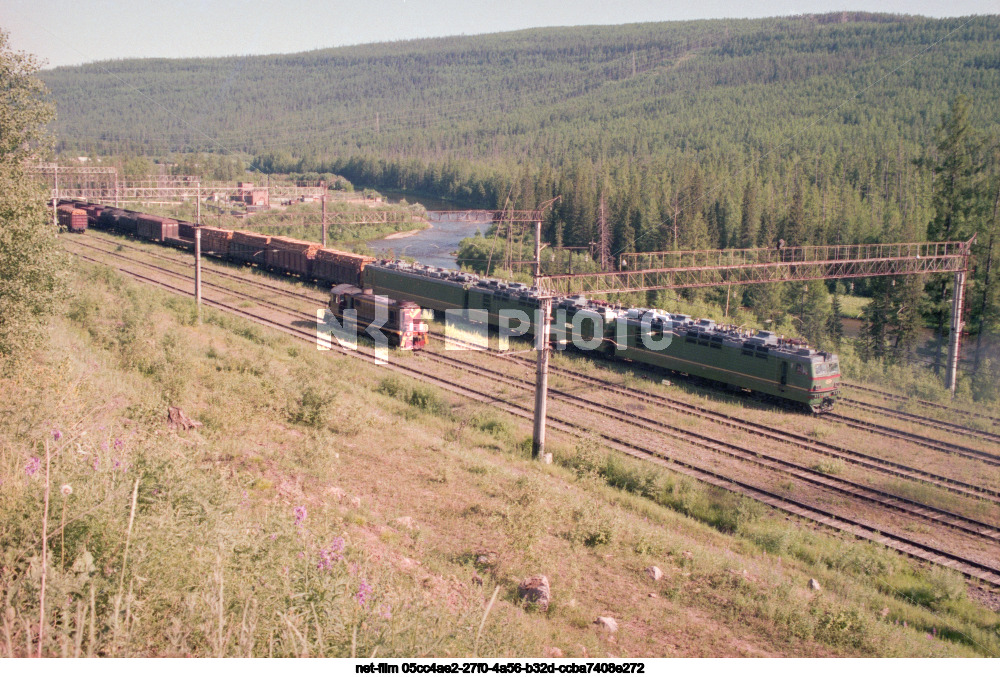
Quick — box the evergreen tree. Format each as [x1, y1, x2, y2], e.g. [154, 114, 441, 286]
[783, 179, 807, 246]
[925, 96, 985, 374]
[797, 280, 831, 346]
[827, 284, 845, 348]
[738, 180, 759, 249]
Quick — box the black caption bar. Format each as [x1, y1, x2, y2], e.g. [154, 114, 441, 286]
[356, 663, 645, 674]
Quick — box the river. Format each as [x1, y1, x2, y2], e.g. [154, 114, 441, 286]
[366, 191, 488, 269]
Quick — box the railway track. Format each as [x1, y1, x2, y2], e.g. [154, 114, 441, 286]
[842, 397, 1000, 446]
[81, 231, 330, 306]
[64, 236, 1000, 587]
[433, 333, 1000, 507]
[844, 382, 1000, 428]
[824, 411, 1000, 467]
[420, 349, 1000, 547]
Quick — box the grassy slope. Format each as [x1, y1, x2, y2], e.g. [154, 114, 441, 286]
[1, 261, 998, 657]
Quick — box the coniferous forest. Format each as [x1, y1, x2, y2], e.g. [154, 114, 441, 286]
[40, 12, 1000, 392]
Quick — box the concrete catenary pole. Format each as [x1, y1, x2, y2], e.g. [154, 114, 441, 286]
[946, 269, 966, 393]
[321, 181, 328, 247]
[194, 227, 203, 324]
[532, 219, 551, 460]
[52, 164, 58, 228]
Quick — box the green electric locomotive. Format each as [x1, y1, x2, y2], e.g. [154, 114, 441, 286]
[363, 261, 840, 412]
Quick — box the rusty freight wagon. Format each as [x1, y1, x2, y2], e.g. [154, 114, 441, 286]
[83, 203, 104, 227]
[230, 231, 271, 265]
[312, 248, 373, 287]
[57, 204, 88, 233]
[198, 226, 234, 258]
[136, 214, 180, 242]
[107, 209, 137, 235]
[177, 220, 196, 239]
[266, 236, 320, 277]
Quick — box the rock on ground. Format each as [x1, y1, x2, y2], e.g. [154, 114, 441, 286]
[595, 616, 618, 633]
[517, 574, 551, 612]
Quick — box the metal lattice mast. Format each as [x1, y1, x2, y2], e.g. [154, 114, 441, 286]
[540, 240, 975, 295]
[538, 237, 976, 393]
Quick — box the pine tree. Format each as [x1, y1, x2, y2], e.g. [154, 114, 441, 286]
[738, 181, 759, 249]
[925, 96, 984, 374]
[827, 285, 845, 348]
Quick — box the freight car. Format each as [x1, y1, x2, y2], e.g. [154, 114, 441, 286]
[267, 236, 319, 277]
[135, 213, 179, 242]
[328, 284, 428, 350]
[57, 204, 88, 233]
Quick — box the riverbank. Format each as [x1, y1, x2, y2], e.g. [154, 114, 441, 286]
[382, 220, 433, 240]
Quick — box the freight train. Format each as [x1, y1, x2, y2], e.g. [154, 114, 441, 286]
[61, 200, 840, 411]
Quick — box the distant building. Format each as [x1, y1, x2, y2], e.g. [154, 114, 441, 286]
[236, 182, 269, 207]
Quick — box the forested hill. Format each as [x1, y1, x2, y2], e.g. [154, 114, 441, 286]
[43, 13, 1000, 252]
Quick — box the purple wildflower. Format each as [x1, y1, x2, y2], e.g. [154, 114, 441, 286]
[92, 455, 100, 471]
[317, 538, 345, 571]
[293, 505, 307, 526]
[269, 533, 278, 541]
[52, 429, 62, 442]
[25, 457, 41, 477]
[355, 579, 372, 607]
[114, 438, 124, 451]
[379, 604, 392, 620]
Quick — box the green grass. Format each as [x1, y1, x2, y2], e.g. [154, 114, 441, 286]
[836, 294, 870, 320]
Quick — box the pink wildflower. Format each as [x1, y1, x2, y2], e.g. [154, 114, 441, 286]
[52, 429, 62, 441]
[379, 604, 392, 620]
[317, 538, 345, 571]
[294, 505, 307, 526]
[355, 579, 372, 607]
[25, 457, 41, 477]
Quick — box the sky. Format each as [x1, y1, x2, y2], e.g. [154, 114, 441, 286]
[2, 0, 999, 69]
